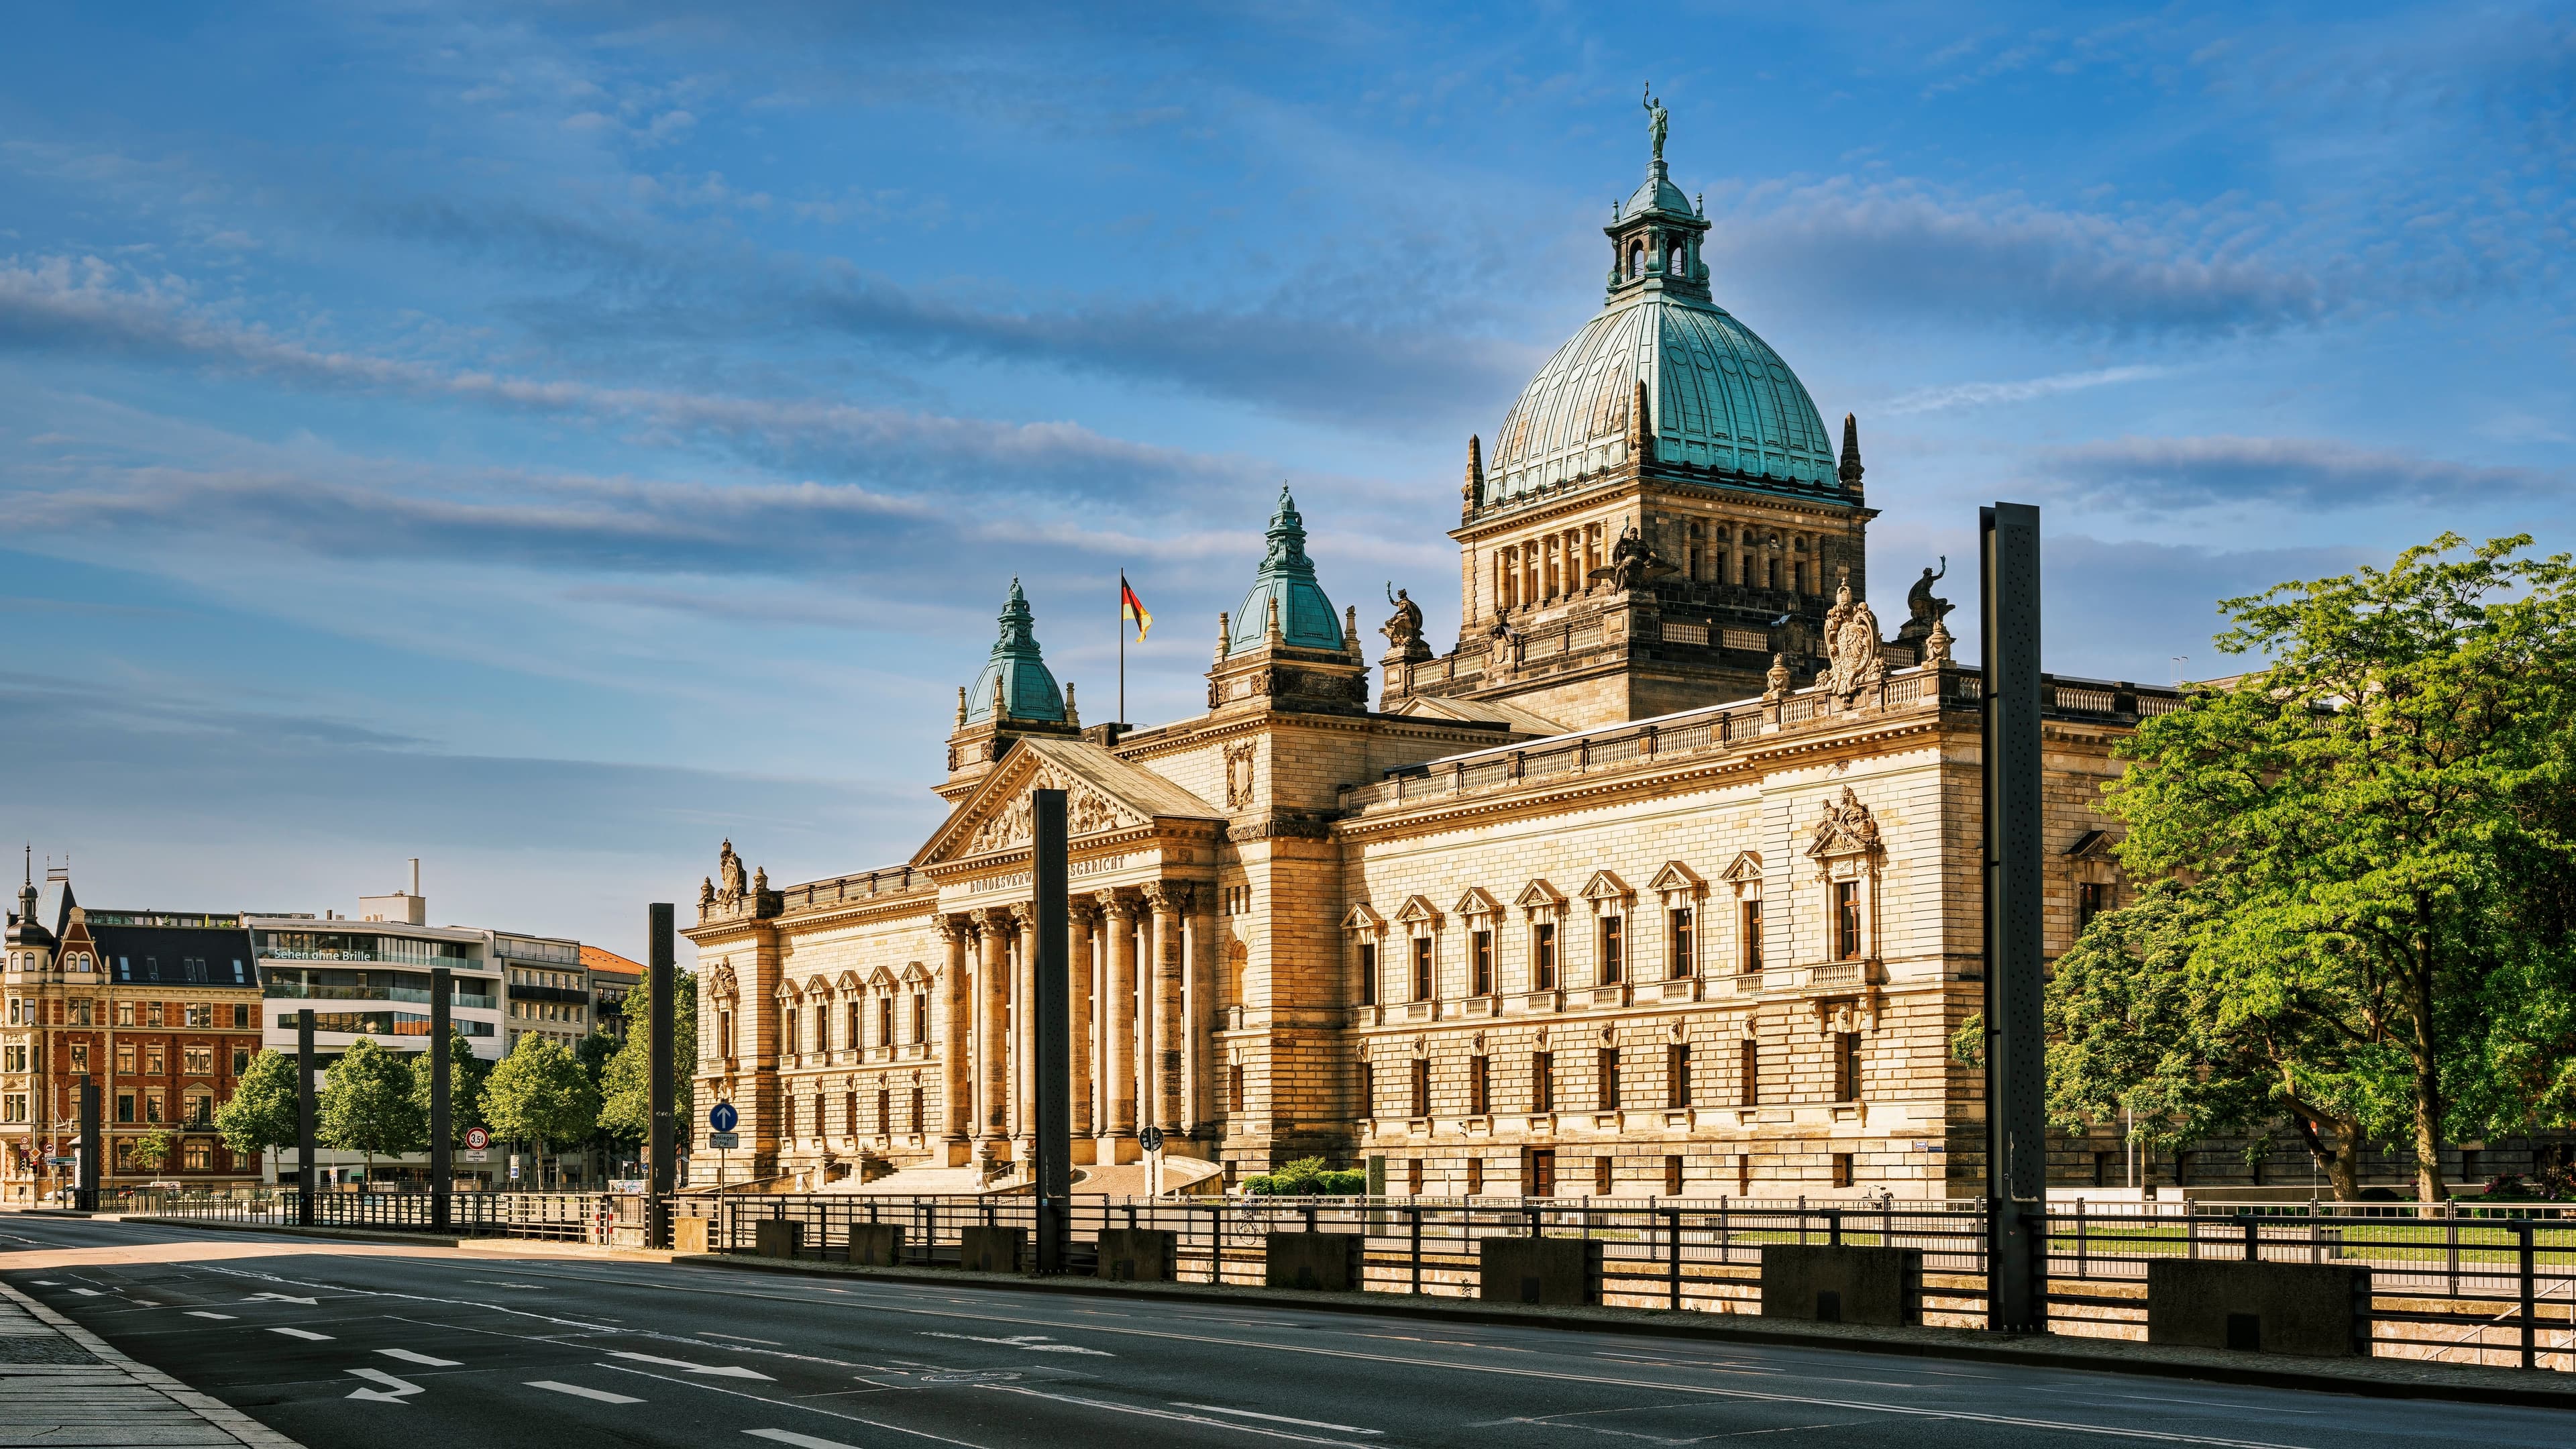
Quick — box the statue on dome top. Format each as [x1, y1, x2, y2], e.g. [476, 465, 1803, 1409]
[1643, 84, 1668, 163]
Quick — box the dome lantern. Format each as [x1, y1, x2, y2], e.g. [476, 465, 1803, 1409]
[1228, 486, 1345, 653]
[963, 578, 1066, 724]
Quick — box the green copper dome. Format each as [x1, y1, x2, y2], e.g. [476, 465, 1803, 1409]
[964, 579, 1066, 724]
[1230, 486, 1345, 652]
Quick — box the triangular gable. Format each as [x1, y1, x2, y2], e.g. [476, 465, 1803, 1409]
[1343, 902, 1387, 931]
[1805, 786, 1880, 859]
[1515, 878, 1566, 911]
[1453, 886, 1503, 918]
[1648, 860, 1705, 894]
[1720, 851, 1763, 883]
[898, 961, 932, 985]
[1580, 869, 1633, 904]
[914, 736, 1222, 867]
[864, 965, 898, 989]
[2067, 829, 2117, 861]
[1394, 894, 1444, 928]
[835, 969, 865, 993]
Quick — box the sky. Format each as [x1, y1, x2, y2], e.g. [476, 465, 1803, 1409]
[0, 2, 2568, 963]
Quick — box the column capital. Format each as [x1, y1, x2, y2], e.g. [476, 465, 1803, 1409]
[1095, 887, 1139, 921]
[1140, 880, 1193, 914]
[1007, 900, 1037, 930]
[1068, 896, 1104, 926]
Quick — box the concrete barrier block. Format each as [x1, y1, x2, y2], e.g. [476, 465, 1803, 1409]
[1096, 1228, 1177, 1282]
[847, 1222, 903, 1267]
[959, 1225, 1025, 1274]
[2147, 1259, 2371, 1357]
[1758, 1245, 1923, 1326]
[672, 1216, 710, 1254]
[753, 1218, 804, 1259]
[1265, 1232, 1362, 1291]
[1479, 1236, 1601, 1306]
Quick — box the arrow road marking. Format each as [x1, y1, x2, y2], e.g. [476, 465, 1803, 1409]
[1173, 1404, 1385, 1435]
[745, 1432, 867, 1449]
[917, 1331, 1112, 1356]
[247, 1292, 320, 1305]
[347, 1368, 424, 1404]
[379, 1348, 462, 1367]
[271, 1327, 334, 1341]
[185, 1311, 235, 1320]
[529, 1380, 644, 1403]
[605, 1350, 774, 1381]
[68, 1288, 101, 1297]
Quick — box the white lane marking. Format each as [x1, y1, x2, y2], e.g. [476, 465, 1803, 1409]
[746, 1432, 867, 1449]
[271, 1326, 334, 1340]
[918, 1330, 1112, 1356]
[529, 1380, 644, 1404]
[68, 1288, 101, 1296]
[185, 1311, 236, 1320]
[594, 1363, 993, 1447]
[2116, 1395, 2324, 1416]
[247, 1291, 320, 1304]
[131, 1300, 160, 1307]
[29, 1280, 60, 1285]
[348, 1366, 425, 1403]
[704, 1331, 787, 1345]
[981, 1385, 1369, 1446]
[1171, 1402, 1384, 1434]
[605, 1349, 775, 1381]
[380, 1348, 464, 1367]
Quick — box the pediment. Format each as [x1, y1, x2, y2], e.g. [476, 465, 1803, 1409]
[1805, 786, 1881, 860]
[1343, 902, 1387, 932]
[837, 970, 865, 993]
[2066, 829, 2118, 861]
[1648, 860, 1705, 895]
[1719, 851, 1764, 884]
[865, 965, 897, 989]
[1580, 869, 1634, 904]
[1515, 878, 1566, 911]
[915, 737, 1221, 868]
[1394, 894, 1444, 928]
[898, 961, 931, 984]
[1453, 886, 1503, 918]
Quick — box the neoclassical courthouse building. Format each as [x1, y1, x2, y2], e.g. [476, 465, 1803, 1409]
[684, 126, 2172, 1201]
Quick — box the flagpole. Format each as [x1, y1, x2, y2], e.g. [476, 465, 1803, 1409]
[1118, 570, 1127, 728]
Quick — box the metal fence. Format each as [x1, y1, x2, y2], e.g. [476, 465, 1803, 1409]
[115, 1190, 2576, 1369]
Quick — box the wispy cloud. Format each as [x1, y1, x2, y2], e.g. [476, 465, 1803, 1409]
[1884, 364, 2171, 415]
[2037, 435, 2561, 509]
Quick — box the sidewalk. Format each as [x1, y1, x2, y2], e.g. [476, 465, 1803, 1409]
[0, 1280, 303, 1448]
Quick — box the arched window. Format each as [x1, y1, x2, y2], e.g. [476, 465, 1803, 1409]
[1670, 244, 1686, 275]
[1628, 244, 1644, 278]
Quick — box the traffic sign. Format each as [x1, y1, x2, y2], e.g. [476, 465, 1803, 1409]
[708, 1132, 739, 1149]
[709, 1102, 739, 1133]
[463, 1126, 491, 1151]
[1138, 1126, 1165, 1152]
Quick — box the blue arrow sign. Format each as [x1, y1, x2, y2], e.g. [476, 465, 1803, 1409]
[708, 1102, 739, 1134]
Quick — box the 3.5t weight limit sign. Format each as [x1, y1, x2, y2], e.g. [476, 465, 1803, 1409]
[464, 1126, 490, 1150]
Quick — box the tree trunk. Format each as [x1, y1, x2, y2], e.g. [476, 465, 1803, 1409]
[2408, 938, 2447, 1203]
[2290, 1110, 2363, 1201]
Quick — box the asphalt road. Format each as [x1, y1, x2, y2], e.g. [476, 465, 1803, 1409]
[1, 1215, 2568, 1449]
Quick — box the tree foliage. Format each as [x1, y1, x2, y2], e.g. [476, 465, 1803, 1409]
[484, 1033, 600, 1185]
[2070, 535, 2576, 1199]
[319, 1037, 425, 1179]
[129, 1128, 176, 1174]
[215, 1049, 300, 1181]
[596, 968, 695, 1148]
[407, 1028, 492, 1146]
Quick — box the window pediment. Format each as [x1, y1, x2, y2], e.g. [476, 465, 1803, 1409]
[1648, 860, 1705, 898]
[1394, 894, 1444, 930]
[1805, 786, 1881, 867]
[1344, 902, 1387, 932]
[1453, 886, 1503, 920]
[1580, 869, 1635, 908]
[1515, 878, 1566, 913]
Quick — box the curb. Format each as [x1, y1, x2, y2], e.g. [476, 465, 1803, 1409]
[0, 1279, 305, 1449]
[672, 1250, 2576, 1411]
[106, 1216, 674, 1261]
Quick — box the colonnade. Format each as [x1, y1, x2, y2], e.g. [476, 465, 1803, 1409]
[937, 881, 1222, 1163]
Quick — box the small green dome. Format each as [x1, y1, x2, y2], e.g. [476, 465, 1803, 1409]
[1230, 486, 1345, 652]
[964, 579, 1065, 724]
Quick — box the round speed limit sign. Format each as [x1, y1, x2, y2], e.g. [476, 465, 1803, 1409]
[464, 1126, 492, 1151]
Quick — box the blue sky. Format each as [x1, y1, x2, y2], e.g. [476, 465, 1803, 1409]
[1, 2, 2567, 961]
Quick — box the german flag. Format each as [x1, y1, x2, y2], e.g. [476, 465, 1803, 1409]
[1120, 574, 1152, 642]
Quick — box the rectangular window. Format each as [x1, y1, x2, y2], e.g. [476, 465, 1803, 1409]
[1531, 1052, 1554, 1114]
[145, 1044, 165, 1075]
[910, 1086, 924, 1134]
[871, 1087, 886, 1133]
[0, 1044, 17, 1071]
[1833, 880, 1862, 961]
[1, 1094, 23, 1122]
[1471, 930, 1493, 997]
[68, 1043, 87, 1073]
[1407, 1158, 1424, 1195]
[2093, 1150, 2112, 1188]
[231, 1003, 248, 1028]
[1529, 1147, 1556, 1197]
[147, 1002, 164, 1027]
[784, 1008, 799, 1055]
[1595, 1155, 1613, 1195]
[845, 1002, 861, 1051]
[1665, 1154, 1684, 1197]
[878, 997, 893, 1049]
[1411, 937, 1434, 1002]
[1835, 1032, 1862, 1102]
[1534, 922, 1558, 990]
[1597, 1047, 1620, 1112]
[720, 1011, 734, 1057]
[1669, 908, 1694, 978]
[186, 1004, 212, 1028]
[1832, 1153, 1855, 1189]
[145, 1091, 164, 1124]
[186, 1094, 211, 1127]
[1468, 1056, 1489, 1116]
[913, 994, 928, 1042]
[1359, 1061, 1375, 1117]
[1465, 1157, 1484, 1197]
[1599, 915, 1623, 985]
[1228, 1063, 1245, 1115]
[1357, 941, 1377, 1006]
[184, 1140, 211, 1171]
[115, 1002, 134, 1027]
[116, 1092, 136, 1124]
[184, 1046, 213, 1075]
[115, 1141, 133, 1171]
[1739, 1038, 1760, 1107]
[1737, 1153, 1753, 1195]
[1409, 1058, 1430, 1119]
[1740, 900, 1763, 971]
[1666, 1043, 1692, 1108]
[2078, 881, 2111, 931]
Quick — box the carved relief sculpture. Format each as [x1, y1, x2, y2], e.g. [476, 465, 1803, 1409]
[1821, 570, 1887, 704]
[1223, 742, 1258, 810]
[1805, 786, 1880, 866]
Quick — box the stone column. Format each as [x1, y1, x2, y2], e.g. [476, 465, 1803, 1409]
[1069, 898, 1099, 1140]
[975, 910, 1009, 1150]
[1186, 887, 1220, 1136]
[1100, 890, 1139, 1150]
[1011, 901, 1038, 1159]
[1143, 882, 1187, 1135]
[940, 918, 971, 1157]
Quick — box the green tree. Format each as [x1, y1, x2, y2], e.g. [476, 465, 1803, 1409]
[407, 1028, 492, 1147]
[215, 1049, 299, 1184]
[129, 1128, 176, 1175]
[2084, 534, 2576, 1201]
[596, 968, 695, 1155]
[484, 1033, 600, 1189]
[319, 1037, 426, 1183]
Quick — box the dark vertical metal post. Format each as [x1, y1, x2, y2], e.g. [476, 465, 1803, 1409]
[1981, 501, 2047, 1333]
[1032, 790, 1071, 1274]
[648, 903, 676, 1248]
[431, 965, 451, 1230]
[297, 1008, 317, 1226]
[75, 1079, 99, 1211]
